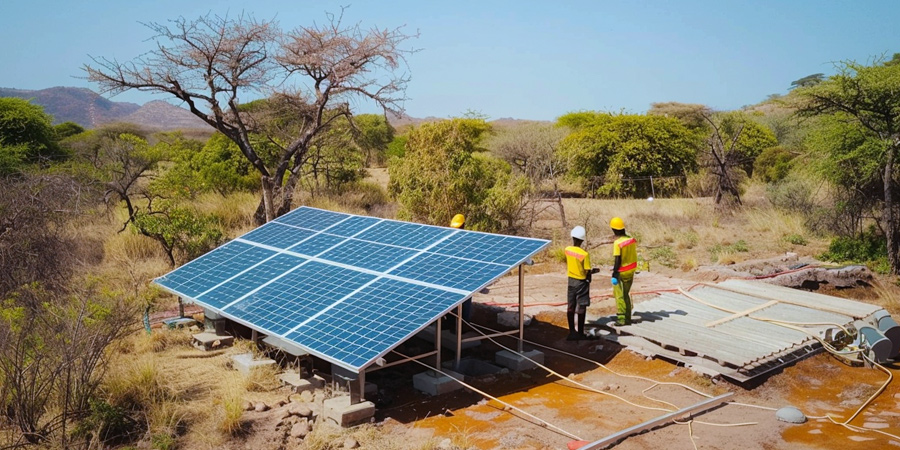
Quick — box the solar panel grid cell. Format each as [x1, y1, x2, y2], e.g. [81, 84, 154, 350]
[197, 253, 306, 309]
[155, 241, 275, 298]
[227, 261, 376, 335]
[240, 222, 315, 249]
[318, 239, 419, 272]
[287, 278, 465, 369]
[355, 221, 454, 249]
[388, 252, 507, 292]
[274, 206, 347, 230]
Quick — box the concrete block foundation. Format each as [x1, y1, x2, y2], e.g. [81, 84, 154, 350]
[231, 353, 276, 375]
[495, 349, 544, 371]
[412, 369, 465, 396]
[323, 395, 375, 427]
[279, 372, 325, 393]
[192, 332, 234, 351]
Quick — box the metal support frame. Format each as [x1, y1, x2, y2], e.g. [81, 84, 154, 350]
[518, 264, 525, 353]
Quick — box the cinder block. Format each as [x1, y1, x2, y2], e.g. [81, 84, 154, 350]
[323, 395, 375, 427]
[412, 369, 464, 396]
[192, 332, 234, 351]
[494, 349, 544, 371]
[231, 353, 276, 375]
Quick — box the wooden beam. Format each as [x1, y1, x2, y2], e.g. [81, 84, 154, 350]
[576, 392, 733, 450]
[705, 300, 779, 327]
[701, 282, 855, 316]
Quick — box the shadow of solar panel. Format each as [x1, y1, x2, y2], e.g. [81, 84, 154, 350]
[389, 253, 507, 291]
[226, 261, 376, 336]
[197, 253, 306, 309]
[275, 206, 349, 230]
[155, 241, 276, 299]
[288, 233, 346, 257]
[286, 278, 465, 370]
[240, 222, 315, 249]
[355, 220, 454, 249]
[324, 215, 382, 237]
[430, 232, 548, 265]
[318, 240, 418, 272]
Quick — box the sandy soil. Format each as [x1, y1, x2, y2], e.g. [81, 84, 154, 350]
[354, 264, 900, 450]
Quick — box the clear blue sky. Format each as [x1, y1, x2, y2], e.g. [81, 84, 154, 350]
[0, 0, 896, 121]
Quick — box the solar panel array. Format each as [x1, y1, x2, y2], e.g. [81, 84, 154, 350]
[154, 206, 549, 371]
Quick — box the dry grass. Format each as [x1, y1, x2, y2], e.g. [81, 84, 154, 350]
[217, 373, 247, 435]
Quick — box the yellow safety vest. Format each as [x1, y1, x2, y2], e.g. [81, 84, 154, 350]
[565, 245, 591, 280]
[613, 236, 638, 275]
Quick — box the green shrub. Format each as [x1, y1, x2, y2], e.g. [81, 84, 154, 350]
[784, 234, 807, 245]
[820, 226, 888, 273]
[754, 146, 796, 183]
[709, 240, 749, 262]
[649, 246, 678, 268]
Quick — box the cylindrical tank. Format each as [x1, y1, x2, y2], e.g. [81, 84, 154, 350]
[855, 323, 892, 363]
[873, 309, 900, 359]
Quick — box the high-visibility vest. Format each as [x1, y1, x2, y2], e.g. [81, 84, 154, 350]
[613, 236, 638, 275]
[564, 245, 591, 280]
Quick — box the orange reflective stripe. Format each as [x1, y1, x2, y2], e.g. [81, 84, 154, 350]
[620, 262, 637, 272]
[618, 238, 636, 248]
[565, 249, 585, 261]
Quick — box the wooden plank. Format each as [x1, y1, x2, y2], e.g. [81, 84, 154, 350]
[705, 300, 779, 327]
[577, 393, 734, 450]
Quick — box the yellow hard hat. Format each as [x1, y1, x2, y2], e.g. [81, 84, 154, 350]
[610, 217, 625, 230]
[450, 214, 466, 228]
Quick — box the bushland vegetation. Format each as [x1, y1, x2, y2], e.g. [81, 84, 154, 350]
[2, 12, 900, 446]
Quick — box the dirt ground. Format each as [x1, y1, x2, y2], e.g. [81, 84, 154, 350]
[343, 264, 900, 450]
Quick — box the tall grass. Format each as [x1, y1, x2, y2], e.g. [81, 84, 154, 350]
[217, 373, 246, 435]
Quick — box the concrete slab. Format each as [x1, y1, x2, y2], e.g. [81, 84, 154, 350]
[495, 349, 544, 371]
[322, 395, 375, 427]
[414, 325, 481, 350]
[163, 317, 196, 329]
[279, 372, 325, 393]
[232, 353, 276, 375]
[412, 369, 465, 396]
[442, 358, 503, 379]
[191, 332, 234, 351]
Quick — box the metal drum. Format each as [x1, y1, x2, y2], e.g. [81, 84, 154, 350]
[874, 309, 900, 359]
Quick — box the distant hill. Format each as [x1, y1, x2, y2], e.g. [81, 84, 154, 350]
[0, 86, 208, 131]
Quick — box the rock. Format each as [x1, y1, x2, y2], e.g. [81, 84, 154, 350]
[497, 311, 532, 327]
[290, 419, 310, 438]
[864, 422, 890, 429]
[808, 429, 823, 434]
[299, 390, 314, 402]
[289, 403, 313, 417]
[776, 406, 807, 424]
[343, 437, 359, 449]
[254, 402, 269, 412]
[314, 392, 325, 405]
[438, 438, 453, 449]
[274, 399, 287, 408]
[275, 408, 292, 421]
[243, 401, 254, 411]
[848, 436, 876, 442]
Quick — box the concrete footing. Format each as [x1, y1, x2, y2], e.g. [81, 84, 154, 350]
[231, 353, 276, 375]
[279, 372, 325, 393]
[323, 395, 375, 427]
[192, 332, 234, 351]
[412, 369, 465, 396]
[495, 349, 544, 371]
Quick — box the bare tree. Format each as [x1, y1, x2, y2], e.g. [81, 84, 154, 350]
[85, 10, 416, 223]
[487, 123, 570, 229]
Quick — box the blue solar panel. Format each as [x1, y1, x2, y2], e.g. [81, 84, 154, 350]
[324, 215, 382, 237]
[240, 222, 315, 249]
[197, 253, 306, 309]
[355, 221, 454, 249]
[430, 232, 547, 265]
[286, 278, 465, 369]
[288, 233, 346, 257]
[153, 206, 550, 372]
[226, 261, 376, 336]
[155, 241, 275, 298]
[318, 240, 418, 272]
[389, 253, 508, 292]
[275, 207, 348, 230]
